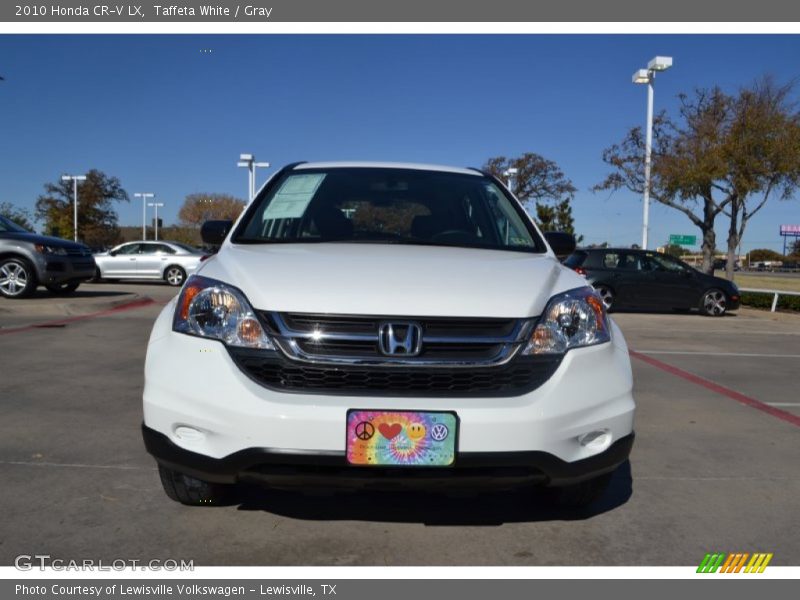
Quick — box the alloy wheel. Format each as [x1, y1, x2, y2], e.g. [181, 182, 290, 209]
[703, 290, 727, 316]
[166, 267, 185, 286]
[596, 285, 614, 310]
[0, 262, 29, 297]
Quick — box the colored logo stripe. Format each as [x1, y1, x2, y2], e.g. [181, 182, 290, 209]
[697, 553, 772, 573]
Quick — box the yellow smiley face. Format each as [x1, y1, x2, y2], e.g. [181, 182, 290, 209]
[407, 423, 426, 440]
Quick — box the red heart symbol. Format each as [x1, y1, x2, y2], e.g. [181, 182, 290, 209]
[378, 423, 402, 440]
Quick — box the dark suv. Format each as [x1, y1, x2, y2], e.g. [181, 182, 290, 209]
[0, 215, 96, 299]
[565, 248, 740, 316]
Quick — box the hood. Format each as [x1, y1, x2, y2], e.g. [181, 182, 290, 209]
[0, 231, 87, 249]
[197, 243, 586, 318]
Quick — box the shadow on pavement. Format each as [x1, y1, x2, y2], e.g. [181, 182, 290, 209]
[233, 461, 634, 525]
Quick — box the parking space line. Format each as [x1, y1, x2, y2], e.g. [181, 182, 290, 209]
[636, 350, 800, 358]
[0, 297, 155, 336]
[0, 460, 155, 471]
[767, 403, 800, 407]
[629, 350, 800, 428]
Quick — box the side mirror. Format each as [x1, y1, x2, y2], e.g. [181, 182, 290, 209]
[108, 250, 117, 256]
[201, 220, 233, 246]
[544, 231, 577, 260]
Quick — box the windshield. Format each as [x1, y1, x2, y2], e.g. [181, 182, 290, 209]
[234, 168, 545, 253]
[0, 215, 31, 233]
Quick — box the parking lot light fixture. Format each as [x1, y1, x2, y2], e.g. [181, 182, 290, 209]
[238, 153, 270, 202]
[148, 202, 165, 241]
[633, 55, 673, 250]
[61, 174, 86, 242]
[502, 167, 519, 194]
[134, 193, 155, 240]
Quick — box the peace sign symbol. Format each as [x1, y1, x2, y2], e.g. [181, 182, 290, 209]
[355, 421, 375, 441]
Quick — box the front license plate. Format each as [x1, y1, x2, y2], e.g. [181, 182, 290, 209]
[346, 410, 458, 467]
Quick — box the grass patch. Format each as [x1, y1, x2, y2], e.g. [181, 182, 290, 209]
[713, 271, 800, 293]
[739, 291, 800, 312]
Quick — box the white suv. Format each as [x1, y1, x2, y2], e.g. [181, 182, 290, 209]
[143, 162, 635, 508]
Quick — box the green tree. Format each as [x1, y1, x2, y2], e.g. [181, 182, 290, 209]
[661, 243, 686, 258]
[720, 79, 800, 278]
[596, 79, 800, 276]
[748, 248, 784, 262]
[35, 170, 128, 247]
[484, 153, 581, 241]
[0, 202, 33, 230]
[178, 193, 246, 228]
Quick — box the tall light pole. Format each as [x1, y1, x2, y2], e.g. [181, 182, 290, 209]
[632, 56, 673, 250]
[237, 153, 270, 202]
[61, 174, 86, 242]
[502, 167, 518, 194]
[148, 202, 165, 241]
[134, 193, 155, 240]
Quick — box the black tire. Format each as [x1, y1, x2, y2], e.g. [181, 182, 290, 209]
[45, 281, 81, 295]
[90, 267, 104, 283]
[594, 284, 615, 311]
[0, 257, 37, 299]
[164, 265, 186, 287]
[157, 465, 236, 506]
[672, 307, 691, 313]
[699, 288, 727, 317]
[543, 472, 613, 508]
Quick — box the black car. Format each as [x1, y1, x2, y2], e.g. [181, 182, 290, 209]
[564, 248, 740, 316]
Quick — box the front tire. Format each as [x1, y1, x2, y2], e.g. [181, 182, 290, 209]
[45, 281, 81, 295]
[594, 284, 615, 311]
[158, 465, 236, 506]
[164, 265, 186, 287]
[699, 288, 727, 317]
[0, 257, 37, 299]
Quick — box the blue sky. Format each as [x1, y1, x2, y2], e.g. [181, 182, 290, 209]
[1, 34, 799, 252]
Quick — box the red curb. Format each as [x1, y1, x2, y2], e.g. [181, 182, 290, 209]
[0, 297, 156, 336]
[630, 350, 800, 429]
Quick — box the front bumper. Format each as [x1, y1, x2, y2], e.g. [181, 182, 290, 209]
[143, 300, 636, 489]
[143, 424, 634, 488]
[35, 254, 95, 284]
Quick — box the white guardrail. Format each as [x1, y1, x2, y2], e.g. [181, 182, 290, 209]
[740, 288, 800, 312]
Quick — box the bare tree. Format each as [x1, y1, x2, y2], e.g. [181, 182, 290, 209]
[484, 153, 580, 239]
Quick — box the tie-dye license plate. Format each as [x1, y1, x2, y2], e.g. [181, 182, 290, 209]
[346, 410, 458, 467]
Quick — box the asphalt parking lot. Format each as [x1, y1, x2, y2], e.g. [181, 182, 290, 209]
[1, 282, 799, 566]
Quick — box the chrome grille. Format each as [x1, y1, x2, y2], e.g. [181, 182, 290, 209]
[261, 312, 535, 367]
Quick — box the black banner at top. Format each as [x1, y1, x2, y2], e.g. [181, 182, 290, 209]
[2, 0, 800, 22]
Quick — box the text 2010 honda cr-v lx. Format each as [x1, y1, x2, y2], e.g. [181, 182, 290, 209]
[142, 162, 635, 508]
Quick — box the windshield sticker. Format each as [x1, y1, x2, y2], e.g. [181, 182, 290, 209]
[262, 174, 326, 220]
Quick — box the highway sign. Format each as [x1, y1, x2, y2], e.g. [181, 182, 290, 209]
[669, 234, 697, 246]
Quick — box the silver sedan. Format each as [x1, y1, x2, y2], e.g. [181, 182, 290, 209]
[93, 241, 206, 286]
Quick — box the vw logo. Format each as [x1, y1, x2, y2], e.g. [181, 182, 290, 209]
[430, 423, 449, 442]
[378, 321, 423, 357]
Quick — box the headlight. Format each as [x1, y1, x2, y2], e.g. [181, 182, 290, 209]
[35, 244, 68, 256]
[523, 287, 610, 355]
[173, 275, 275, 350]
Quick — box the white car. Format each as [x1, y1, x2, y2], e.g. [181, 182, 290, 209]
[142, 162, 635, 508]
[94, 241, 206, 287]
